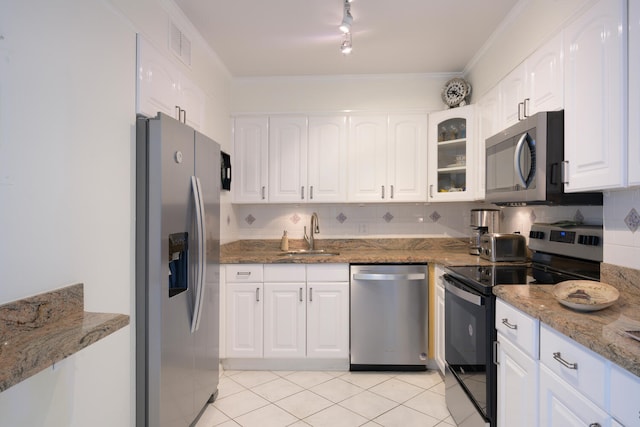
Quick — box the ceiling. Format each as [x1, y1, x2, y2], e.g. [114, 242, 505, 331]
[173, 0, 520, 78]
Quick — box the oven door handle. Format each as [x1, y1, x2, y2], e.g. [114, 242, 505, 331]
[445, 281, 483, 306]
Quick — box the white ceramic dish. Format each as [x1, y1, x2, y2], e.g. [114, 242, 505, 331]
[552, 280, 619, 312]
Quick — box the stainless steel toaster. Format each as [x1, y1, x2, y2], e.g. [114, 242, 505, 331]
[479, 233, 527, 262]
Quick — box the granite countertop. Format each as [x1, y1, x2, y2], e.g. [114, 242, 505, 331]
[0, 283, 129, 392]
[494, 263, 640, 377]
[221, 237, 502, 266]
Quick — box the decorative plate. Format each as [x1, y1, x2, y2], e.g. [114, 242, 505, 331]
[552, 280, 619, 312]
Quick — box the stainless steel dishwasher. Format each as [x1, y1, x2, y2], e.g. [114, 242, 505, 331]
[350, 264, 428, 370]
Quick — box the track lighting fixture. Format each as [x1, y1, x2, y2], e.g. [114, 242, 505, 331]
[340, 33, 352, 55]
[339, 0, 353, 54]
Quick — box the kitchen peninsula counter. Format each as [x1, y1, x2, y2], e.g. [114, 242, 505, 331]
[494, 263, 640, 377]
[221, 238, 503, 266]
[0, 283, 129, 392]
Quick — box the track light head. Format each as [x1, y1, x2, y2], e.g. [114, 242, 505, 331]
[339, 10, 353, 33]
[340, 33, 352, 54]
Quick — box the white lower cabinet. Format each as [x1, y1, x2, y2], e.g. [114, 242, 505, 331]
[495, 299, 539, 427]
[610, 363, 640, 427]
[225, 265, 264, 358]
[225, 264, 349, 364]
[539, 364, 610, 427]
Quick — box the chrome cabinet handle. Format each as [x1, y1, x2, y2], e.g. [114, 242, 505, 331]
[299, 287, 303, 302]
[261, 186, 266, 200]
[517, 102, 524, 121]
[309, 287, 313, 302]
[553, 352, 578, 370]
[523, 98, 530, 118]
[390, 185, 394, 199]
[429, 184, 434, 198]
[501, 318, 518, 330]
[310, 186, 313, 200]
[256, 288, 260, 302]
[381, 185, 385, 199]
[236, 271, 251, 277]
[301, 186, 305, 200]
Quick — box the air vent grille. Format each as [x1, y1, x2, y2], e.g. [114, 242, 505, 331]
[169, 20, 192, 67]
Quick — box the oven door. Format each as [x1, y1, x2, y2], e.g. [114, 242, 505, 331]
[444, 274, 495, 424]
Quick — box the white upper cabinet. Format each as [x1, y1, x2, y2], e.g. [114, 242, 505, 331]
[232, 116, 269, 203]
[629, 0, 640, 187]
[387, 114, 428, 201]
[500, 33, 564, 129]
[563, 0, 627, 192]
[268, 116, 308, 203]
[526, 32, 564, 116]
[348, 114, 389, 202]
[348, 114, 427, 202]
[428, 105, 477, 201]
[307, 115, 348, 202]
[136, 35, 204, 130]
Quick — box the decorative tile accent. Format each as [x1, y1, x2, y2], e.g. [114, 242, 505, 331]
[290, 213, 301, 224]
[529, 209, 537, 223]
[336, 212, 347, 224]
[624, 208, 640, 232]
[430, 211, 441, 222]
[245, 214, 256, 225]
[383, 212, 394, 223]
[574, 209, 585, 224]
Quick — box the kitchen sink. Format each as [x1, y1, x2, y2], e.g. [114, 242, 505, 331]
[280, 249, 340, 256]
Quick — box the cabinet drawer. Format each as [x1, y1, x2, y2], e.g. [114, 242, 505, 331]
[307, 264, 349, 282]
[611, 363, 640, 426]
[226, 264, 263, 282]
[264, 264, 306, 282]
[540, 323, 606, 409]
[496, 299, 539, 359]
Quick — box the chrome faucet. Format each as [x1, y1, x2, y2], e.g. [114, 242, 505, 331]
[304, 212, 320, 250]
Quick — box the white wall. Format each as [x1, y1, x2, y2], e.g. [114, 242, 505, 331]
[0, 0, 232, 425]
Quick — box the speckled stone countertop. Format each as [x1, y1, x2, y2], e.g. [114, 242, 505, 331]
[0, 283, 129, 392]
[221, 238, 502, 266]
[494, 263, 640, 377]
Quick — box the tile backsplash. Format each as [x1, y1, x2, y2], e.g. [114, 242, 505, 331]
[229, 202, 603, 242]
[604, 188, 640, 270]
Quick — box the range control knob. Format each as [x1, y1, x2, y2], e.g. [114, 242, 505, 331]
[529, 230, 545, 240]
[578, 235, 600, 246]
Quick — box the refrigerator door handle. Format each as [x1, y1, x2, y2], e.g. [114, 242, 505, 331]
[190, 176, 207, 333]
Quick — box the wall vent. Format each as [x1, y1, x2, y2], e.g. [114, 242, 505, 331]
[169, 20, 192, 67]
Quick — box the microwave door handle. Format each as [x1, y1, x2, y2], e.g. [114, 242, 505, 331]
[513, 132, 535, 188]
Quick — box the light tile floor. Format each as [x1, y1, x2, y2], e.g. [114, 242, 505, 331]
[196, 370, 457, 427]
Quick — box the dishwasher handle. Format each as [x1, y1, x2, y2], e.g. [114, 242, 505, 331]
[352, 273, 426, 281]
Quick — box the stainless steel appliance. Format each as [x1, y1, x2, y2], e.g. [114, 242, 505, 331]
[350, 264, 428, 370]
[479, 233, 527, 262]
[485, 111, 602, 206]
[469, 209, 500, 255]
[136, 113, 220, 427]
[444, 222, 602, 427]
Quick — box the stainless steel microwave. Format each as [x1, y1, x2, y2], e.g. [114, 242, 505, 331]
[484, 111, 602, 206]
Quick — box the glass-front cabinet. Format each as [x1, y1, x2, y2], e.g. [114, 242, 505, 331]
[428, 105, 477, 201]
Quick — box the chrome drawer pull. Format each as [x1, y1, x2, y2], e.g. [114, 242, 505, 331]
[553, 352, 578, 370]
[501, 318, 517, 330]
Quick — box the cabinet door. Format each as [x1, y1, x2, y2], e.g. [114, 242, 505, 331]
[307, 115, 348, 202]
[434, 266, 446, 375]
[610, 363, 640, 427]
[225, 283, 263, 358]
[264, 283, 306, 358]
[539, 365, 609, 427]
[428, 105, 476, 201]
[500, 65, 527, 128]
[563, 0, 627, 191]
[387, 114, 428, 202]
[306, 282, 349, 358]
[348, 115, 388, 202]
[496, 334, 538, 427]
[269, 116, 308, 203]
[136, 35, 180, 120]
[476, 86, 500, 201]
[177, 74, 204, 131]
[526, 32, 564, 116]
[233, 116, 269, 203]
[629, 0, 640, 186]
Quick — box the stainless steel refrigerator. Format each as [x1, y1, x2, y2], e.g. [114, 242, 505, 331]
[136, 112, 220, 427]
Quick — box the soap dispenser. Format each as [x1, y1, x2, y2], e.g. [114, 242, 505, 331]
[280, 230, 289, 251]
